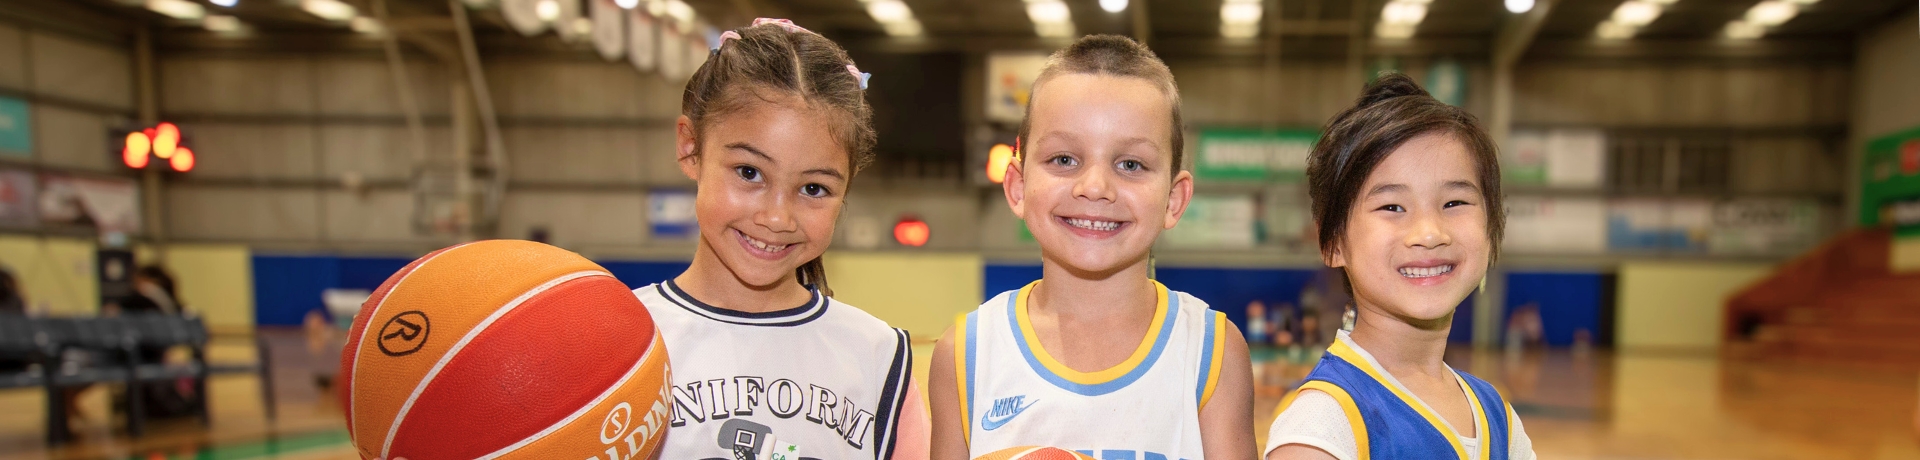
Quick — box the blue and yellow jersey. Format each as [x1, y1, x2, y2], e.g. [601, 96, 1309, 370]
[955, 280, 1229, 460]
[1277, 336, 1512, 460]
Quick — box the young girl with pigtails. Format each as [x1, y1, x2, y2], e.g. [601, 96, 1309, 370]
[636, 18, 927, 460]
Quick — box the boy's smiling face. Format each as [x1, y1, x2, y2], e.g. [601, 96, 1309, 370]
[1329, 132, 1490, 324]
[1004, 73, 1193, 276]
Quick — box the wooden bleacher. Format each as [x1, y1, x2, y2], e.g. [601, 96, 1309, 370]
[1726, 228, 1920, 367]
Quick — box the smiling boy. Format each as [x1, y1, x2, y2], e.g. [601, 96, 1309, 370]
[928, 35, 1255, 460]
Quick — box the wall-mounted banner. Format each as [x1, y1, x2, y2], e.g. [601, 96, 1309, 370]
[658, 24, 687, 81]
[1504, 129, 1605, 188]
[1425, 58, 1466, 107]
[590, 0, 625, 61]
[1505, 196, 1607, 254]
[984, 52, 1048, 124]
[628, 10, 657, 72]
[501, 0, 549, 36]
[1194, 128, 1317, 182]
[0, 168, 36, 228]
[685, 31, 708, 78]
[1163, 194, 1257, 249]
[647, 189, 696, 239]
[0, 96, 29, 158]
[1608, 199, 1710, 252]
[1708, 199, 1821, 255]
[1261, 189, 1310, 249]
[1861, 125, 1920, 236]
[41, 174, 140, 234]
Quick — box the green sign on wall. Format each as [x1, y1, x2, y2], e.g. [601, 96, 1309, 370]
[1426, 58, 1467, 107]
[0, 96, 30, 158]
[1861, 125, 1920, 236]
[1194, 129, 1318, 182]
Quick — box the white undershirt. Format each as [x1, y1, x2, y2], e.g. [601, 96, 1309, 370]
[1263, 331, 1536, 460]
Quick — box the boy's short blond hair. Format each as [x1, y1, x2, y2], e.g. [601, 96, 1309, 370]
[1016, 34, 1184, 176]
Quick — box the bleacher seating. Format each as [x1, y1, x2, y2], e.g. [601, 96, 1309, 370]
[1726, 227, 1920, 367]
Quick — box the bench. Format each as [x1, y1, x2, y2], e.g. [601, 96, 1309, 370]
[0, 315, 275, 446]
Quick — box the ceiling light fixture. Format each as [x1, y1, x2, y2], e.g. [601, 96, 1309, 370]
[1026, 0, 1074, 38]
[301, 0, 357, 21]
[203, 14, 241, 32]
[350, 16, 383, 34]
[1381, 1, 1427, 24]
[867, 0, 911, 23]
[882, 20, 923, 36]
[861, 0, 923, 37]
[1723, 19, 1765, 39]
[1505, 0, 1533, 14]
[1220, 0, 1261, 39]
[1376, 22, 1415, 39]
[1028, 1, 1069, 24]
[1373, 0, 1427, 40]
[1745, 0, 1798, 27]
[1100, 0, 1127, 14]
[663, 0, 695, 27]
[535, 0, 559, 21]
[1611, 1, 1662, 27]
[145, 0, 206, 20]
[1595, 19, 1637, 39]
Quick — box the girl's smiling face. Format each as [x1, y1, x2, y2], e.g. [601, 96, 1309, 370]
[677, 94, 851, 289]
[1328, 132, 1491, 324]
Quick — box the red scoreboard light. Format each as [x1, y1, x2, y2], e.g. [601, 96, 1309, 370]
[122, 131, 151, 169]
[152, 122, 181, 159]
[893, 216, 930, 247]
[118, 122, 194, 172]
[170, 147, 195, 172]
[986, 143, 1014, 184]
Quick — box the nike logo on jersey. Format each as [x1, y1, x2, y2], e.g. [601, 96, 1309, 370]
[979, 395, 1037, 431]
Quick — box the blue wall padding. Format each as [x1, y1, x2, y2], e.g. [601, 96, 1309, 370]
[1449, 293, 1476, 344]
[250, 255, 342, 327]
[984, 263, 1328, 338]
[1153, 266, 1318, 332]
[336, 257, 416, 291]
[252, 254, 691, 326]
[982, 264, 1045, 300]
[983, 263, 1505, 345]
[1502, 271, 1604, 347]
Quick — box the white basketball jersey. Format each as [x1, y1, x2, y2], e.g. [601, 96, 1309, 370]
[957, 280, 1227, 460]
[636, 280, 913, 460]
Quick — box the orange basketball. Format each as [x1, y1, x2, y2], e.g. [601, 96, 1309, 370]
[973, 446, 1097, 460]
[339, 240, 670, 460]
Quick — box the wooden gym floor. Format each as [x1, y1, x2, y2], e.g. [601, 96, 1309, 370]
[1, 331, 1916, 460]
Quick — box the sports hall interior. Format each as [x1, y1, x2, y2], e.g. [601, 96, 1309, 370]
[0, 0, 1917, 458]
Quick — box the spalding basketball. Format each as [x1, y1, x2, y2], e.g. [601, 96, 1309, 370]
[973, 446, 1097, 460]
[339, 240, 670, 460]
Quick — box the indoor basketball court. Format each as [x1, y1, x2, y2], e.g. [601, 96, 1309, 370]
[0, 0, 1917, 459]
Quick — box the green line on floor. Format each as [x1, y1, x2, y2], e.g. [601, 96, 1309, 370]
[113, 429, 351, 460]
